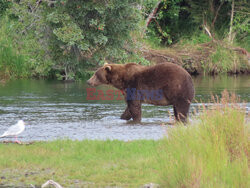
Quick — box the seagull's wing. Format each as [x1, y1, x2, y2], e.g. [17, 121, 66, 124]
[0, 123, 22, 137]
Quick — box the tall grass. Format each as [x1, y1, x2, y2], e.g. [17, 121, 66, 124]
[158, 91, 249, 187]
[0, 42, 30, 79]
[180, 32, 212, 45]
[205, 44, 249, 74]
[0, 17, 30, 79]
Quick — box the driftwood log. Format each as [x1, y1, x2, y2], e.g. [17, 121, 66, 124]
[41, 180, 63, 188]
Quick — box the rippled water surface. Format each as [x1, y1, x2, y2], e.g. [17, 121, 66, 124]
[0, 75, 249, 141]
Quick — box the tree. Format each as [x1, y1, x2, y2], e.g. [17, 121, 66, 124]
[6, 0, 142, 80]
[228, 0, 249, 43]
[186, 0, 229, 38]
[143, 0, 196, 45]
[228, 0, 235, 42]
[145, 0, 162, 29]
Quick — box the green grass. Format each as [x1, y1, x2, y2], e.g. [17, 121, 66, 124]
[179, 32, 212, 45]
[235, 35, 250, 52]
[205, 44, 249, 74]
[178, 41, 249, 75]
[0, 140, 161, 187]
[0, 92, 248, 187]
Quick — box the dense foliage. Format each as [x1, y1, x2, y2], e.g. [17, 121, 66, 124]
[144, 0, 249, 46]
[0, 0, 142, 79]
[0, 0, 249, 79]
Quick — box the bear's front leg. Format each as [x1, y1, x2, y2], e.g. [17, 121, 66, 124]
[128, 101, 142, 123]
[120, 106, 132, 120]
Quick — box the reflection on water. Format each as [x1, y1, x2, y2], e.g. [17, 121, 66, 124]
[0, 75, 249, 141]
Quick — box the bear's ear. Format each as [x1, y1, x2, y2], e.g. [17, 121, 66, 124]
[105, 65, 112, 73]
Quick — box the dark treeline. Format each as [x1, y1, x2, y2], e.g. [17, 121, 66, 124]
[0, 0, 249, 80]
[145, 0, 249, 45]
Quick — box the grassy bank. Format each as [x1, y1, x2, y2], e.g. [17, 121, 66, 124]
[143, 40, 250, 75]
[0, 93, 249, 187]
[0, 140, 161, 187]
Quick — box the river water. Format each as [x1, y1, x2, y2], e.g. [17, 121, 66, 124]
[0, 75, 249, 141]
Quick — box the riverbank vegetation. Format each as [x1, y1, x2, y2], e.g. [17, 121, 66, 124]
[158, 91, 248, 187]
[0, 0, 249, 80]
[0, 92, 248, 187]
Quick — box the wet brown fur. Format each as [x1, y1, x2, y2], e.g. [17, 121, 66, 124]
[87, 62, 195, 123]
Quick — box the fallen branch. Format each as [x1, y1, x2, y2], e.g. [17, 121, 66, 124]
[231, 47, 250, 57]
[203, 25, 213, 39]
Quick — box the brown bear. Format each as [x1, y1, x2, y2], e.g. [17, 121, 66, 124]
[87, 62, 195, 123]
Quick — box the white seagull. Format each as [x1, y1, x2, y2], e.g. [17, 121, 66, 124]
[0, 120, 25, 144]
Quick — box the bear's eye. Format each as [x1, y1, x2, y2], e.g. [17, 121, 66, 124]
[95, 71, 109, 84]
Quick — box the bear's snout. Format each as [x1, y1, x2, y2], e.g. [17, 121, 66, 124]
[87, 78, 95, 86]
[86, 79, 91, 86]
[87, 75, 102, 87]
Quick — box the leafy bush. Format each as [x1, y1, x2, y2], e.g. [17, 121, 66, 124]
[5, 0, 143, 80]
[0, 16, 54, 78]
[0, 0, 10, 16]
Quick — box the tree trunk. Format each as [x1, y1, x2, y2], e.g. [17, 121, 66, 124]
[228, 0, 235, 43]
[145, 0, 162, 31]
[212, 1, 224, 29]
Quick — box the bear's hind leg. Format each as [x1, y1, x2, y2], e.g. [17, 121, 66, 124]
[173, 102, 190, 123]
[120, 106, 132, 120]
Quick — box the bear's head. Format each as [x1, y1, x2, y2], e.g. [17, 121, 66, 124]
[87, 64, 126, 89]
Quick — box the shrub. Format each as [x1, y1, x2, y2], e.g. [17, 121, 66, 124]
[5, 0, 143, 80]
[206, 44, 249, 74]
